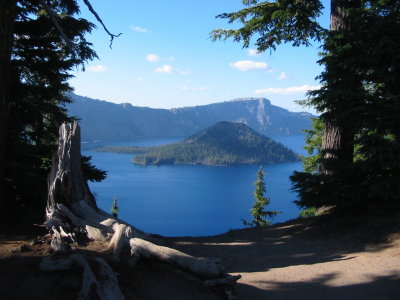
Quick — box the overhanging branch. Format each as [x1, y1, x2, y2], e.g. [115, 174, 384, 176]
[82, 0, 122, 48]
[40, 0, 122, 50]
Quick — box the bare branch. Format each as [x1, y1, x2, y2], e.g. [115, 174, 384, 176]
[82, 0, 122, 48]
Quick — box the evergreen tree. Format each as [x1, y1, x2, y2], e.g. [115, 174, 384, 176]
[111, 195, 119, 217]
[0, 0, 109, 222]
[244, 167, 279, 227]
[213, 1, 400, 214]
[0, 0, 17, 217]
[291, 2, 400, 212]
[210, 0, 348, 174]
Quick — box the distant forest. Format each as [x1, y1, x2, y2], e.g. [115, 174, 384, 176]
[96, 122, 299, 166]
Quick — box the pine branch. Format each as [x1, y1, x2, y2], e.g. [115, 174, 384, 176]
[39, 0, 74, 51]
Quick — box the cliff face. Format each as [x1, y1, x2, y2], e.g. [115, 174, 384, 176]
[66, 94, 313, 142]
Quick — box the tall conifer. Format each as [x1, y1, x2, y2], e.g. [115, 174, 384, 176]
[1, 0, 107, 221]
[213, 1, 400, 213]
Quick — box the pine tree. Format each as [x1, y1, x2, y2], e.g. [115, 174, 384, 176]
[245, 167, 280, 227]
[0, 0, 110, 221]
[291, 2, 400, 212]
[0, 0, 17, 217]
[213, 1, 400, 214]
[111, 195, 119, 217]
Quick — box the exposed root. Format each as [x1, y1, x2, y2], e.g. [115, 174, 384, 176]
[130, 237, 224, 278]
[40, 253, 124, 300]
[108, 224, 133, 259]
[93, 257, 125, 300]
[205, 274, 242, 287]
[50, 226, 71, 253]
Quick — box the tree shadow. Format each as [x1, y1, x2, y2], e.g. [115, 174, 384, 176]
[0, 252, 221, 300]
[0, 255, 82, 300]
[167, 216, 400, 299]
[168, 216, 400, 273]
[235, 272, 400, 300]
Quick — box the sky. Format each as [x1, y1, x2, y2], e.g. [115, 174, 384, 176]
[69, 0, 331, 113]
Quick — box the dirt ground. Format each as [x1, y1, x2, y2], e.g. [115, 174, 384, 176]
[1, 215, 400, 300]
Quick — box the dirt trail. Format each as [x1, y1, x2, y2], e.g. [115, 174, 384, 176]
[1, 216, 400, 299]
[169, 217, 400, 300]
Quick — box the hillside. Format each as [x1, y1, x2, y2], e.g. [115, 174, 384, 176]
[66, 94, 313, 143]
[97, 121, 299, 166]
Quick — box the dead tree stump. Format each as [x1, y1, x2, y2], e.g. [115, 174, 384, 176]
[42, 122, 240, 299]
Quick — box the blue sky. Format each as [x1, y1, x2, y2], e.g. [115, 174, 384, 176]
[69, 0, 330, 113]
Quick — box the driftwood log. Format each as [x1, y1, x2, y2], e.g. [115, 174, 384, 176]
[41, 122, 240, 299]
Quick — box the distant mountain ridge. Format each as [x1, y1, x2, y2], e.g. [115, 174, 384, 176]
[66, 94, 313, 142]
[96, 121, 299, 166]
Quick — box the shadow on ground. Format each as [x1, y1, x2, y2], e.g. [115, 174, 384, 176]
[1, 215, 399, 299]
[168, 215, 399, 268]
[235, 272, 400, 300]
[166, 215, 400, 299]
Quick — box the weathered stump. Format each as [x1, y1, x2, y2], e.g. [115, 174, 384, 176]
[42, 122, 239, 299]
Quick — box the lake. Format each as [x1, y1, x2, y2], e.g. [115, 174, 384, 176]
[83, 135, 306, 237]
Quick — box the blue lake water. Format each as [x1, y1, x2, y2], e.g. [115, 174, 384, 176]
[83, 135, 306, 237]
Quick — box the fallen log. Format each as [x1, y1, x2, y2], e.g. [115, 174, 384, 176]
[130, 237, 224, 278]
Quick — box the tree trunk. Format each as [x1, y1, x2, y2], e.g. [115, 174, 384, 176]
[330, 0, 360, 31]
[47, 122, 96, 210]
[0, 0, 16, 220]
[321, 122, 355, 163]
[320, 0, 361, 170]
[44, 122, 238, 299]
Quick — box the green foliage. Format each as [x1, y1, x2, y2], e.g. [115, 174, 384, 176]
[211, 0, 325, 52]
[97, 122, 299, 166]
[81, 155, 107, 182]
[4, 1, 104, 218]
[215, 1, 400, 214]
[299, 207, 319, 218]
[300, 117, 323, 173]
[111, 195, 119, 217]
[135, 121, 299, 165]
[95, 146, 146, 155]
[291, 2, 400, 213]
[244, 167, 280, 227]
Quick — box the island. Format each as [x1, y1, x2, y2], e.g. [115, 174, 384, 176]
[96, 121, 299, 166]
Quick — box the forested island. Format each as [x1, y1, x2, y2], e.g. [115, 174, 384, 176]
[96, 121, 299, 166]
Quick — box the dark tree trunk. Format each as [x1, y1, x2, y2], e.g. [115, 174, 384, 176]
[0, 0, 16, 220]
[330, 0, 360, 31]
[320, 0, 361, 170]
[321, 123, 355, 163]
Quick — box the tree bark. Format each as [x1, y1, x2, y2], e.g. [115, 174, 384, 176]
[330, 0, 360, 31]
[0, 0, 16, 220]
[47, 122, 96, 210]
[130, 238, 224, 278]
[321, 122, 355, 163]
[320, 0, 361, 170]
